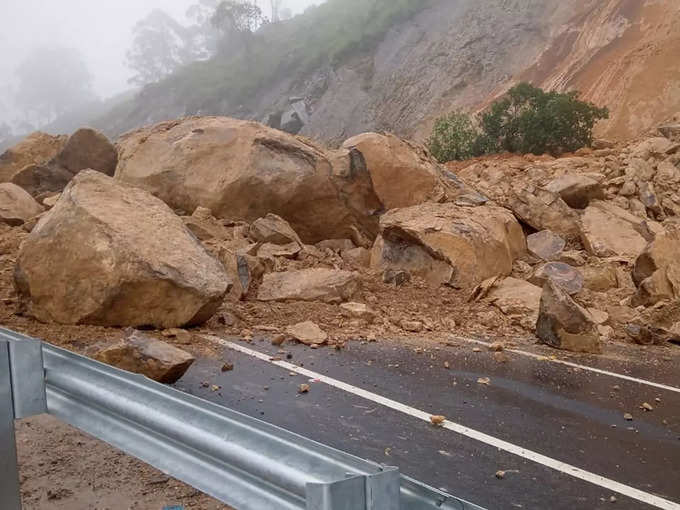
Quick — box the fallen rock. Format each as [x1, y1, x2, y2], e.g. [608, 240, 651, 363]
[582, 262, 619, 292]
[529, 262, 584, 295]
[115, 117, 382, 243]
[631, 230, 680, 306]
[527, 230, 566, 261]
[401, 320, 424, 333]
[487, 277, 542, 325]
[160, 328, 192, 344]
[10, 164, 74, 197]
[257, 268, 359, 303]
[317, 238, 355, 253]
[249, 213, 301, 246]
[257, 242, 301, 260]
[580, 201, 656, 259]
[0, 132, 67, 182]
[219, 249, 263, 300]
[182, 207, 232, 242]
[0, 183, 44, 226]
[588, 308, 610, 325]
[341, 132, 451, 209]
[339, 302, 377, 322]
[285, 321, 328, 345]
[382, 268, 411, 286]
[93, 330, 195, 383]
[14, 171, 230, 327]
[371, 202, 525, 289]
[659, 123, 680, 142]
[536, 280, 601, 353]
[544, 175, 604, 209]
[56, 128, 118, 176]
[507, 184, 580, 239]
[341, 247, 371, 267]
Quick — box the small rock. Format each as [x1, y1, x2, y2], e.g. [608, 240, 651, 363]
[641, 402, 653, 412]
[430, 415, 446, 426]
[271, 334, 286, 346]
[161, 328, 192, 345]
[298, 384, 310, 394]
[444, 361, 450, 369]
[221, 362, 234, 372]
[401, 320, 424, 333]
[495, 470, 506, 480]
[340, 302, 377, 322]
[383, 269, 411, 286]
[624, 413, 633, 421]
[493, 352, 509, 363]
[286, 321, 328, 345]
[488, 342, 504, 352]
[477, 377, 491, 385]
[610, 495, 617, 504]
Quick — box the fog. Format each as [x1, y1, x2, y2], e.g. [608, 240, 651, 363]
[0, 0, 322, 131]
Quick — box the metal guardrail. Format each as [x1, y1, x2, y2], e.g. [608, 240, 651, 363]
[0, 327, 485, 510]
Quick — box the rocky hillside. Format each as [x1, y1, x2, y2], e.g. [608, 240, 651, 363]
[92, 0, 679, 146]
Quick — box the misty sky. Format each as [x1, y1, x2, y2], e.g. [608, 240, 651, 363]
[0, 0, 322, 104]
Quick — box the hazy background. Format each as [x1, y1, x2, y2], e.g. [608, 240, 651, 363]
[0, 0, 322, 129]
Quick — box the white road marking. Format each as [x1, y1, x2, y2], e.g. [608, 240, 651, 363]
[448, 335, 680, 394]
[203, 335, 680, 510]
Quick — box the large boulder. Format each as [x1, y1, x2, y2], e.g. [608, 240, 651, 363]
[341, 132, 450, 209]
[257, 268, 359, 303]
[115, 117, 382, 243]
[93, 330, 195, 383]
[544, 175, 605, 209]
[507, 184, 580, 239]
[10, 164, 74, 197]
[371, 203, 526, 289]
[631, 230, 680, 306]
[536, 281, 601, 354]
[0, 132, 67, 182]
[579, 201, 659, 259]
[14, 171, 230, 328]
[487, 277, 542, 326]
[528, 262, 584, 296]
[0, 183, 44, 226]
[56, 128, 118, 176]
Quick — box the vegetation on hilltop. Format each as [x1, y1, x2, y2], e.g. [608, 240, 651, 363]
[428, 83, 610, 162]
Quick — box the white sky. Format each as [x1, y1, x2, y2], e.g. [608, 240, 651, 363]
[0, 0, 322, 102]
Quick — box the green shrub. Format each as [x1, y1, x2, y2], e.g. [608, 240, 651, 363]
[427, 112, 477, 163]
[428, 83, 609, 163]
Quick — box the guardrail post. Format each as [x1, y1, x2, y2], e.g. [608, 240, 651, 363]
[1, 339, 22, 510]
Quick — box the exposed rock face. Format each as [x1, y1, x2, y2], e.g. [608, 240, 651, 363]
[536, 281, 601, 354]
[631, 230, 680, 306]
[579, 201, 656, 259]
[0, 132, 67, 183]
[115, 117, 382, 243]
[527, 230, 565, 261]
[0, 183, 44, 226]
[14, 171, 230, 327]
[93, 330, 195, 383]
[371, 203, 525, 289]
[56, 128, 118, 176]
[529, 262, 584, 296]
[257, 268, 359, 303]
[341, 132, 450, 209]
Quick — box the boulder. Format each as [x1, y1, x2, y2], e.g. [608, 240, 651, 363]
[93, 330, 195, 383]
[0, 183, 44, 226]
[249, 213, 302, 246]
[285, 321, 328, 345]
[10, 164, 74, 197]
[536, 281, 601, 354]
[527, 230, 565, 261]
[579, 201, 656, 259]
[257, 268, 359, 303]
[507, 184, 580, 239]
[14, 171, 230, 327]
[341, 132, 450, 209]
[529, 262, 584, 295]
[371, 203, 525, 289]
[115, 117, 382, 243]
[56, 128, 118, 176]
[0, 132, 67, 182]
[659, 124, 680, 142]
[544, 175, 605, 209]
[631, 230, 680, 306]
[630, 137, 676, 160]
[487, 278, 542, 325]
[219, 248, 263, 300]
[182, 207, 232, 242]
[582, 263, 619, 292]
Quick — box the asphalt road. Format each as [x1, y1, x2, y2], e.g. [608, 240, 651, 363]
[174, 335, 680, 510]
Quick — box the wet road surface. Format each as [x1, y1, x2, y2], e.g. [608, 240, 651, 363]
[174, 335, 680, 510]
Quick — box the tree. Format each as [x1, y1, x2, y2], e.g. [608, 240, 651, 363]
[186, 0, 223, 58]
[14, 46, 95, 126]
[268, 0, 283, 22]
[211, 1, 267, 54]
[126, 9, 201, 86]
[428, 83, 609, 162]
